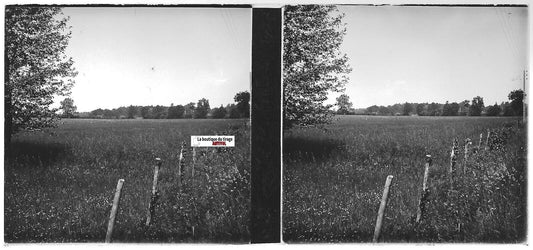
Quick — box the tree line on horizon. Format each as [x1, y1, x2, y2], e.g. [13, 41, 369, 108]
[335, 89, 525, 117]
[59, 91, 250, 120]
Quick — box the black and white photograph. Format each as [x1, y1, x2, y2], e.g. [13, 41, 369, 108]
[3, 2, 530, 246]
[282, 5, 528, 243]
[4, 6, 252, 243]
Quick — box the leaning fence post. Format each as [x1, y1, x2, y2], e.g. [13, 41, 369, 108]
[105, 179, 125, 243]
[449, 138, 458, 186]
[485, 129, 491, 150]
[146, 158, 162, 226]
[416, 155, 431, 224]
[373, 175, 394, 243]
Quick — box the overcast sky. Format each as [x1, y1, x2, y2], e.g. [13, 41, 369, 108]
[59, 7, 251, 112]
[331, 6, 528, 109]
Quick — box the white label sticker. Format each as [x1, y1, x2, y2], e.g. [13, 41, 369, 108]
[190, 135, 235, 147]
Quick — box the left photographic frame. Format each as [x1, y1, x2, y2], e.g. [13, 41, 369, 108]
[4, 5, 252, 243]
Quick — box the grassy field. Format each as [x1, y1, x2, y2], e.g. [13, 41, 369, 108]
[4, 119, 250, 243]
[283, 115, 526, 243]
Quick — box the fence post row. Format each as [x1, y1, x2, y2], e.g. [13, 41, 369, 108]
[416, 155, 431, 224]
[373, 175, 394, 243]
[146, 158, 162, 226]
[105, 179, 125, 243]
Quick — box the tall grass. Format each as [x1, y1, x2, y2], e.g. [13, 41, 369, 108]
[4, 119, 250, 243]
[283, 116, 525, 242]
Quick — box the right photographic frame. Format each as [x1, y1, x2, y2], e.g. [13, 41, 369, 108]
[282, 5, 528, 243]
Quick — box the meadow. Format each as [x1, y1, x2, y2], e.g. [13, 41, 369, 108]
[4, 118, 250, 243]
[283, 115, 526, 243]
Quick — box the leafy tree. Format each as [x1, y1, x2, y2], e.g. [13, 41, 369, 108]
[378, 106, 392, 116]
[283, 5, 352, 128]
[183, 102, 196, 119]
[416, 103, 425, 116]
[427, 102, 441, 116]
[59, 97, 77, 118]
[211, 105, 227, 119]
[469, 96, 484, 116]
[365, 105, 379, 115]
[459, 100, 470, 116]
[91, 108, 104, 118]
[126, 105, 137, 119]
[442, 101, 460, 116]
[335, 94, 353, 115]
[501, 101, 514, 116]
[402, 102, 413, 116]
[152, 105, 167, 119]
[140, 106, 151, 119]
[167, 104, 184, 119]
[234, 91, 250, 118]
[103, 109, 116, 119]
[5, 6, 77, 143]
[486, 102, 502, 116]
[194, 98, 210, 119]
[227, 104, 240, 118]
[508, 89, 524, 116]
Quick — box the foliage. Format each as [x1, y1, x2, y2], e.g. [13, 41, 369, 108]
[194, 98, 210, 119]
[140, 106, 150, 119]
[233, 91, 250, 118]
[183, 102, 196, 119]
[283, 5, 352, 128]
[485, 103, 502, 116]
[152, 105, 167, 119]
[427, 103, 441, 116]
[416, 104, 425, 116]
[365, 105, 379, 115]
[5, 6, 77, 142]
[402, 102, 413, 116]
[442, 102, 460, 116]
[167, 104, 185, 119]
[508, 89, 524, 116]
[227, 104, 241, 119]
[126, 105, 137, 119]
[59, 98, 77, 118]
[335, 94, 353, 115]
[501, 102, 514, 116]
[469, 96, 484, 116]
[211, 105, 228, 119]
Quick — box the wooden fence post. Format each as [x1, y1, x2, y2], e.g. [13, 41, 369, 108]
[463, 138, 471, 174]
[373, 175, 394, 243]
[105, 179, 125, 243]
[146, 158, 162, 226]
[178, 144, 184, 189]
[485, 129, 491, 150]
[416, 155, 431, 224]
[192, 147, 196, 178]
[449, 138, 458, 186]
[478, 133, 483, 151]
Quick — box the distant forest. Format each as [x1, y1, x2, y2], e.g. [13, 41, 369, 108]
[61, 91, 250, 119]
[336, 90, 525, 117]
